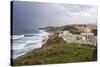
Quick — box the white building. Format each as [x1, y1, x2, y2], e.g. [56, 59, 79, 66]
[59, 28, 96, 46]
[59, 30, 77, 42]
[80, 27, 94, 41]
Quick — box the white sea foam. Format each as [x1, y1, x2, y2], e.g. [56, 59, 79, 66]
[12, 35, 24, 40]
[12, 30, 50, 59]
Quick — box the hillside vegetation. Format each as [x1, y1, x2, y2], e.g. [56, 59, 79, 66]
[13, 33, 96, 66]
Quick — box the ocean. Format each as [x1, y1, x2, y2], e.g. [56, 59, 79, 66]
[11, 29, 50, 59]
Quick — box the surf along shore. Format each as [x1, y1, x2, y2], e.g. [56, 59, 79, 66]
[12, 29, 97, 66]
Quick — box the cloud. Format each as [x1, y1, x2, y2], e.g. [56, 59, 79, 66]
[33, 3, 97, 26]
[56, 4, 98, 23]
[13, 1, 98, 29]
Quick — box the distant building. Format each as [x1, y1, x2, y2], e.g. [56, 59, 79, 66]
[80, 27, 94, 40]
[59, 30, 77, 42]
[84, 27, 91, 33]
[81, 33, 94, 40]
[80, 27, 97, 46]
[59, 27, 97, 46]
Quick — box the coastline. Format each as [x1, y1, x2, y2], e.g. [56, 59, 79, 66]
[12, 29, 50, 59]
[13, 31, 96, 66]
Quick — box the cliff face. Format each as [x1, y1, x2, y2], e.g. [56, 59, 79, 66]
[13, 33, 96, 66]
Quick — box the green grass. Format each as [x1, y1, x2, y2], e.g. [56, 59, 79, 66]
[13, 34, 97, 66]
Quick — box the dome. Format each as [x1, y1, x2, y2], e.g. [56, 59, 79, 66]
[84, 27, 91, 33]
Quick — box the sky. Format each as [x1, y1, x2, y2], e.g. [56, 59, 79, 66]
[12, 1, 97, 30]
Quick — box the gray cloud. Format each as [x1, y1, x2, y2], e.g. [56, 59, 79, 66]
[13, 1, 97, 29]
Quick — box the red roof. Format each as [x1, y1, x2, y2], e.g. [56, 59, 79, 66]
[84, 27, 91, 33]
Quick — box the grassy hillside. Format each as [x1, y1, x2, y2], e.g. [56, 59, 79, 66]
[13, 33, 96, 66]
